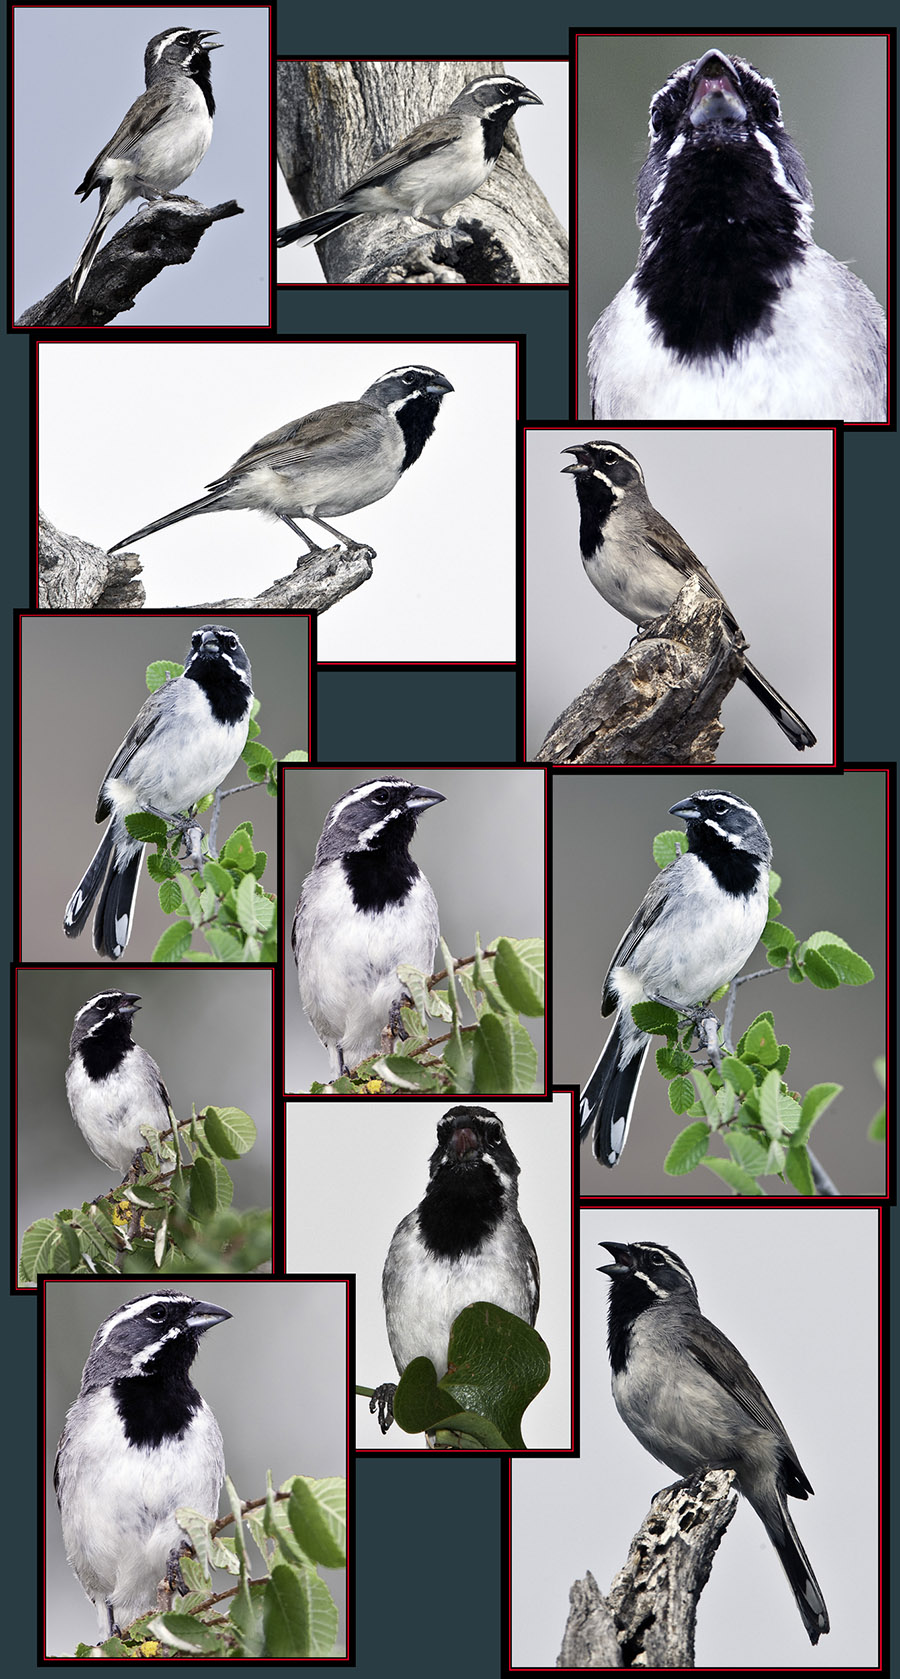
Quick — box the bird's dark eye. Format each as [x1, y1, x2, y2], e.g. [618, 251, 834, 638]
[370, 789, 392, 806]
[402, 371, 417, 385]
[650, 105, 663, 133]
[648, 1252, 664, 1267]
[145, 1306, 168, 1323]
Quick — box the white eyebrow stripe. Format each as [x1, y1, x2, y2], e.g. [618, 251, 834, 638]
[94, 1294, 192, 1347]
[150, 30, 188, 62]
[325, 781, 409, 828]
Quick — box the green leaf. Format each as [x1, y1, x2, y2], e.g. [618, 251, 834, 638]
[493, 938, 545, 1016]
[188, 1155, 218, 1219]
[757, 1068, 784, 1139]
[393, 1303, 549, 1449]
[158, 878, 181, 914]
[664, 1122, 711, 1175]
[725, 1131, 770, 1176]
[235, 871, 261, 934]
[761, 919, 796, 953]
[263, 1564, 311, 1658]
[668, 1075, 695, 1115]
[281, 749, 309, 763]
[656, 1045, 694, 1079]
[222, 829, 257, 872]
[203, 1106, 256, 1159]
[203, 859, 233, 895]
[631, 1000, 679, 1034]
[19, 1217, 57, 1283]
[204, 926, 247, 962]
[868, 1106, 886, 1143]
[145, 1613, 222, 1654]
[800, 947, 840, 989]
[692, 1068, 721, 1124]
[472, 1014, 538, 1093]
[795, 1082, 842, 1143]
[371, 1056, 437, 1090]
[146, 657, 183, 691]
[652, 829, 684, 869]
[739, 1015, 780, 1066]
[124, 811, 168, 842]
[702, 1157, 764, 1195]
[785, 1144, 816, 1196]
[720, 1055, 755, 1095]
[287, 1478, 346, 1569]
[808, 940, 874, 986]
[152, 921, 192, 963]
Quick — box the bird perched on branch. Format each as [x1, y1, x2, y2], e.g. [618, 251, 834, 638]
[107, 367, 454, 563]
[599, 1240, 829, 1644]
[277, 73, 542, 249]
[372, 1107, 539, 1434]
[562, 438, 817, 751]
[292, 777, 445, 1078]
[62, 624, 253, 960]
[55, 1290, 230, 1638]
[70, 28, 222, 303]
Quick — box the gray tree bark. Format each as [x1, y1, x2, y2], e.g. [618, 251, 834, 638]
[557, 1470, 738, 1669]
[37, 509, 371, 613]
[16, 199, 243, 328]
[533, 578, 745, 765]
[277, 61, 568, 284]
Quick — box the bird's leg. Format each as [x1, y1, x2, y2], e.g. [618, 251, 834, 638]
[370, 1383, 396, 1433]
[163, 1538, 193, 1600]
[650, 993, 726, 1068]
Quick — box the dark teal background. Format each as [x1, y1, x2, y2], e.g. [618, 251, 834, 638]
[7, 4, 896, 1673]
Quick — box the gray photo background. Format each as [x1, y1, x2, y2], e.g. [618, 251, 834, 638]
[554, 771, 886, 1196]
[17, 967, 273, 1281]
[512, 1207, 878, 1668]
[576, 34, 889, 417]
[526, 426, 834, 764]
[276, 58, 570, 283]
[21, 614, 308, 962]
[44, 1278, 348, 1655]
[38, 339, 518, 660]
[286, 1095, 573, 1450]
[13, 5, 271, 326]
[283, 766, 547, 1092]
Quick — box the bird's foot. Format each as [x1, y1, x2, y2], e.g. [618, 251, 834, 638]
[370, 1383, 396, 1434]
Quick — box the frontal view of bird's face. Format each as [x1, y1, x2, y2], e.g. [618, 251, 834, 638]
[579, 36, 887, 421]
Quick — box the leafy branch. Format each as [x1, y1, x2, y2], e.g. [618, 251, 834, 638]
[309, 935, 544, 1095]
[636, 830, 876, 1194]
[359, 1301, 550, 1449]
[19, 1106, 270, 1280]
[122, 652, 306, 962]
[68, 1473, 345, 1660]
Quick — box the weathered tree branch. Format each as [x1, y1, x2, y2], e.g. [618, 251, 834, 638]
[39, 510, 145, 609]
[558, 1469, 738, 1669]
[38, 509, 372, 612]
[16, 198, 243, 328]
[277, 61, 568, 284]
[534, 578, 745, 765]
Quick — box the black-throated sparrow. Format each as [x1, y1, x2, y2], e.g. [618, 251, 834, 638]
[70, 28, 222, 303]
[55, 1290, 230, 1638]
[580, 790, 771, 1167]
[277, 74, 542, 248]
[373, 1106, 540, 1432]
[63, 625, 253, 961]
[65, 987, 173, 1175]
[108, 367, 454, 562]
[561, 440, 816, 751]
[292, 777, 444, 1078]
[66, 991, 173, 1176]
[599, 1241, 829, 1644]
[588, 49, 886, 420]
